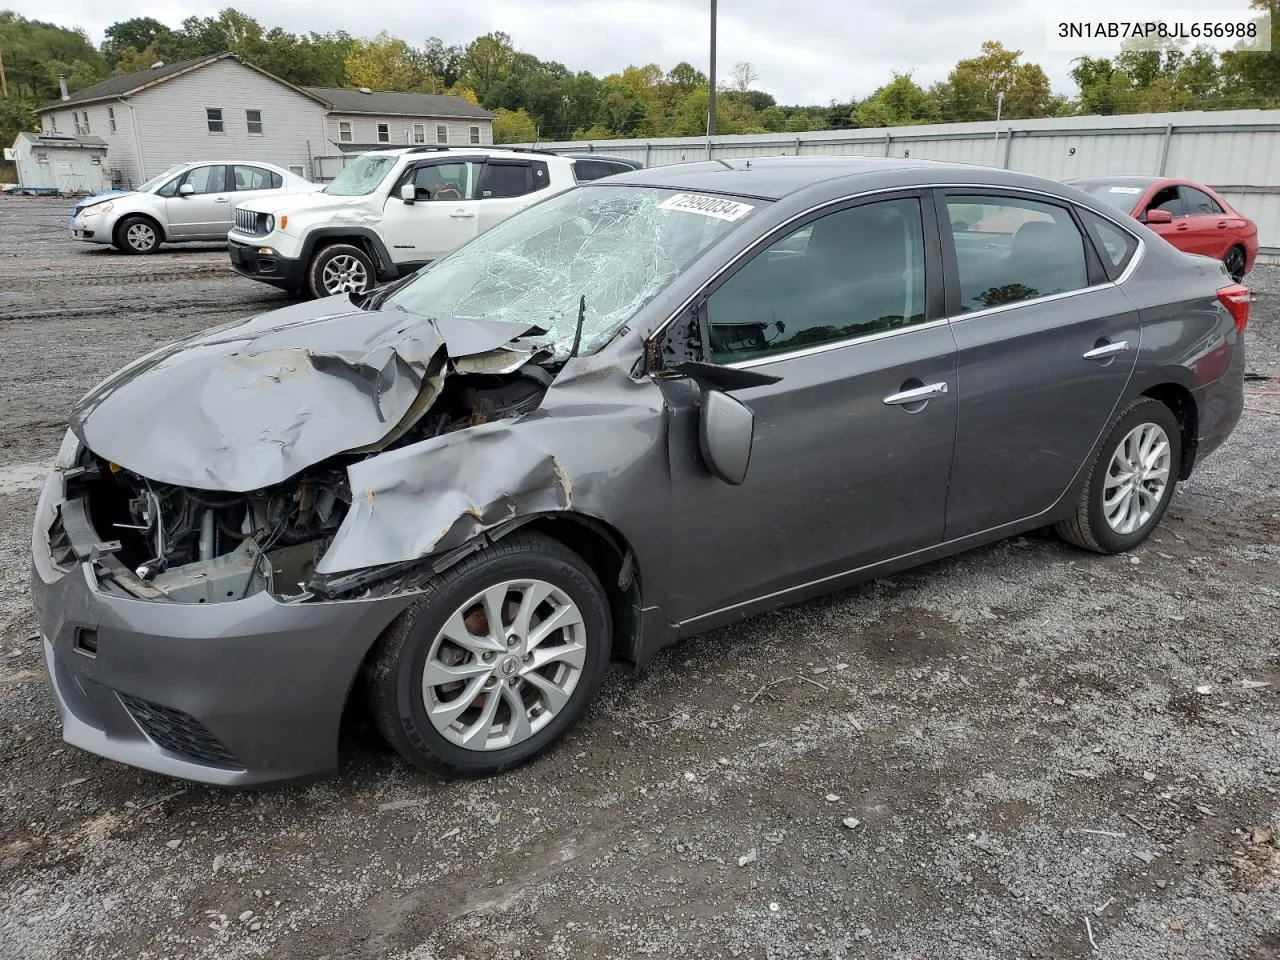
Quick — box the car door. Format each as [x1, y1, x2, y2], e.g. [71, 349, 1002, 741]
[938, 190, 1142, 541]
[1138, 183, 1186, 248]
[474, 160, 548, 235]
[165, 164, 231, 239]
[380, 160, 482, 266]
[661, 193, 958, 621]
[1178, 185, 1233, 258]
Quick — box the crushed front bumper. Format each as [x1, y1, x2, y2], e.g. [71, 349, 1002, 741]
[31, 446, 414, 786]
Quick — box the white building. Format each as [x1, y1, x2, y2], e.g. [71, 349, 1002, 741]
[8, 132, 109, 192]
[35, 53, 495, 190]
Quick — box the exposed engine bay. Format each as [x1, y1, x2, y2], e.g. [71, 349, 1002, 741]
[77, 366, 553, 604]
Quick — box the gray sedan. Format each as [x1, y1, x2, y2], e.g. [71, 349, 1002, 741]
[32, 157, 1247, 785]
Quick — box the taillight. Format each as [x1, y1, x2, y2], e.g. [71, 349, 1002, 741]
[1217, 284, 1250, 333]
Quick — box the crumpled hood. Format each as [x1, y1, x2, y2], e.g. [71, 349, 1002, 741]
[69, 296, 539, 493]
[236, 190, 365, 218]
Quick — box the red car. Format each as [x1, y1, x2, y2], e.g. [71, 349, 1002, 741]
[1067, 176, 1258, 282]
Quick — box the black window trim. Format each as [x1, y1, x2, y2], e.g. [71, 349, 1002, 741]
[477, 159, 534, 199]
[1179, 184, 1225, 217]
[684, 188, 945, 370]
[644, 182, 1148, 371]
[933, 186, 1135, 323]
[391, 158, 483, 201]
[1077, 206, 1139, 283]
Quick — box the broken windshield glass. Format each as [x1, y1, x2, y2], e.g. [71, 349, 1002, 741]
[325, 155, 397, 197]
[385, 185, 767, 358]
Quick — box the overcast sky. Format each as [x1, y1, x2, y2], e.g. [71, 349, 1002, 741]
[8, 0, 1262, 104]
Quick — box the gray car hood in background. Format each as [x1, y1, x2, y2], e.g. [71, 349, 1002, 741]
[69, 297, 540, 492]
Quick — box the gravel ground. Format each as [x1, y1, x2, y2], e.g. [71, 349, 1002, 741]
[0, 197, 1277, 960]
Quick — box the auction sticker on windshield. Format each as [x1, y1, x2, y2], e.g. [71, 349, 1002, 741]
[657, 193, 755, 221]
[1109, 186, 1144, 194]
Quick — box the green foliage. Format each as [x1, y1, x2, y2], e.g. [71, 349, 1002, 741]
[3, 8, 1278, 161]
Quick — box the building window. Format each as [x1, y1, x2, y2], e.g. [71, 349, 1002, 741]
[207, 108, 224, 133]
[74, 111, 90, 135]
[412, 123, 426, 144]
[469, 125, 481, 144]
[289, 165, 305, 177]
[377, 122, 390, 143]
[339, 120, 353, 143]
[108, 107, 116, 134]
[90, 155, 103, 165]
[436, 124, 448, 144]
[246, 109, 263, 135]
[35, 152, 49, 163]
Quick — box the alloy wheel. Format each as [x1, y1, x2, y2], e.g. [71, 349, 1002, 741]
[421, 579, 587, 751]
[126, 222, 156, 252]
[321, 254, 369, 294]
[1103, 422, 1172, 535]
[1225, 247, 1246, 283]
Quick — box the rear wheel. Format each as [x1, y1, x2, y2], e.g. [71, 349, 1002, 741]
[307, 243, 374, 299]
[115, 216, 161, 254]
[366, 534, 611, 777]
[1224, 245, 1246, 283]
[1055, 397, 1183, 554]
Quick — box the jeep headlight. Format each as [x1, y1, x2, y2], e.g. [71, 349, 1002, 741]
[83, 202, 112, 216]
[263, 214, 275, 233]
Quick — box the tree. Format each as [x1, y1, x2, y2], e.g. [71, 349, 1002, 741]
[931, 41, 1060, 122]
[460, 31, 515, 101]
[855, 73, 939, 127]
[421, 37, 462, 88]
[1221, 0, 1279, 106]
[102, 17, 175, 65]
[730, 61, 758, 93]
[492, 106, 537, 143]
[344, 31, 435, 91]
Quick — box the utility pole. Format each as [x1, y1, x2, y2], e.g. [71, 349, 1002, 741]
[708, 0, 717, 137]
[0, 45, 8, 100]
[993, 90, 1004, 166]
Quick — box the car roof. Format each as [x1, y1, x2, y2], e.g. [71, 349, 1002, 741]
[1066, 175, 1160, 187]
[598, 156, 1078, 202]
[360, 146, 569, 162]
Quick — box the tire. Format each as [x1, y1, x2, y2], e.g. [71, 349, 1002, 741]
[366, 533, 612, 777]
[307, 243, 375, 299]
[115, 215, 162, 254]
[1054, 397, 1183, 554]
[1224, 245, 1247, 283]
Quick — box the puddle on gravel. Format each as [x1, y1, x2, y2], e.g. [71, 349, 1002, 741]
[0, 461, 48, 495]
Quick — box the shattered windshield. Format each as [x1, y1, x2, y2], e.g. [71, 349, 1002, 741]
[386, 185, 766, 357]
[324, 155, 397, 197]
[137, 164, 188, 193]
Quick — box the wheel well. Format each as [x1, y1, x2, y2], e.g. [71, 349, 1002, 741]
[518, 514, 641, 663]
[312, 236, 381, 272]
[114, 213, 165, 244]
[1142, 383, 1198, 479]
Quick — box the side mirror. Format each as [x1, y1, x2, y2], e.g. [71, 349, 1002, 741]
[178, 183, 195, 197]
[1143, 208, 1173, 224]
[667, 360, 781, 487]
[400, 183, 417, 204]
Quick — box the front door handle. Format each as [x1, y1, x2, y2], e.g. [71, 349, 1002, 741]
[1083, 340, 1129, 361]
[450, 210, 475, 219]
[1217, 221, 1229, 229]
[883, 382, 948, 406]
[214, 197, 229, 203]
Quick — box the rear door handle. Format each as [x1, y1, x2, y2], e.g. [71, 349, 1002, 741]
[1217, 221, 1229, 229]
[1083, 340, 1129, 361]
[883, 382, 948, 406]
[450, 210, 475, 219]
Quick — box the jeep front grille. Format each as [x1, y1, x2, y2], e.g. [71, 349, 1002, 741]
[234, 208, 269, 236]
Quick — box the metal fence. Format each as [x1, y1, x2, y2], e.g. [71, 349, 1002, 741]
[514, 108, 1280, 258]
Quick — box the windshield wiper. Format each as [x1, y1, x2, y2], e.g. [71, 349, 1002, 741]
[568, 295, 586, 358]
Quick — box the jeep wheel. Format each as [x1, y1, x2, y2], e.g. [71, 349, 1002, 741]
[308, 243, 374, 299]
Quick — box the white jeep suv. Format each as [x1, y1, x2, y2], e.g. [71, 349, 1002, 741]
[228, 146, 579, 299]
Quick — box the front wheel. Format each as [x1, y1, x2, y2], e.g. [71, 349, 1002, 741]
[307, 243, 374, 299]
[366, 534, 612, 777]
[1055, 397, 1183, 554]
[116, 216, 161, 254]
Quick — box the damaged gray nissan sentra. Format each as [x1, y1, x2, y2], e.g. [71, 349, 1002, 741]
[32, 156, 1247, 786]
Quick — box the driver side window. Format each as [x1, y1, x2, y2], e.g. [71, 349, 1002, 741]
[706, 197, 926, 364]
[183, 165, 228, 195]
[406, 161, 479, 201]
[1148, 186, 1184, 218]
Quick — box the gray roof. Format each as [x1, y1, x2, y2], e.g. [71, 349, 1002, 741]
[17, 131, 108, 149]
[605, 155, 1069, 201]
[38, 53, 329, 113]
[308, 87, 494, 120]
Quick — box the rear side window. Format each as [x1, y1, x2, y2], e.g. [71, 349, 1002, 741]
[1078, 208, 1139, 279]
[574, 159, 617, 182]
[479, 162, 531, 199]
[232, 165, 282, 190]
[1181, 186, 1224, 216]
[945, 195, 1088, 311]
